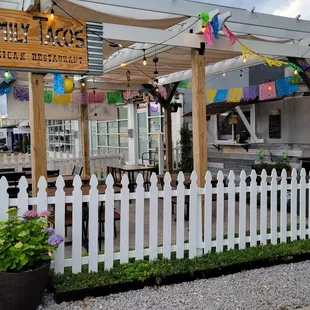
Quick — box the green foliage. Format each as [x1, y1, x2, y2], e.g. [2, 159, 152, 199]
[178, 125, 193, 173]
[0, 209, 62, 272]
[22, 135, 30, 154]
[51, 239, 310, 293]
[251, 162, 291, 176]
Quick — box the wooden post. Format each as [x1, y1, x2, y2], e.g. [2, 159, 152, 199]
[81, 85, 90, 176]
[165, 105, 173, 174]
[191, 48, 207, 185]
[28, 73, 47, 196]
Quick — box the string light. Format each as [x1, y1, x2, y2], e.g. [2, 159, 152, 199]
[268, 85, 272, 91]
[155, 86, 159, 92]
[222, 72, 226, 77]
[294, 69, 298, 75]
[243, 56, 247, 63]
[50, 6, 55, 20]
[81, 80, 86, 87]
[142, 49, 147, 66]
[120, 63, 127, 67]
[4, 71, 9, 78]
[201, 26, 206, 34]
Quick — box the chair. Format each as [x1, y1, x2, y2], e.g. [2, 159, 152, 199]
[0, 172, 26, 198]
[142, 167, 157, 191]
[71, 166, 83, 176]
[142, 151, 158, 166]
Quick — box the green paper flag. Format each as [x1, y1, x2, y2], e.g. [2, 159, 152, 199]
[44, 90, 53, 104]
[106, 91, 123, 104]
[178, 81, 189, 88]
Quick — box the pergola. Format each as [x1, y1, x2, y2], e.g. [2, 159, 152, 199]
[4, 0, 310, 190]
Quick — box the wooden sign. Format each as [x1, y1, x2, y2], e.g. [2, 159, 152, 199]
[0, 9, 88, 73]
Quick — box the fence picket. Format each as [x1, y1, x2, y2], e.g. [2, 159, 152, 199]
[176, 172, 185, 259]
[270, 169, 278, 244]
[88, 175, 99, 272]
[163, 172, 172, 259]
[216, 171, 224, 252]
[239, 171, 247, 249]
[204, 171, 213, 254]
[250, 170, 257, 246]
[54, 176, 65, 274]
[280, 170, 288, 243]
[260, 170, 268, 245]
[120, 174, 130, 263]
[189, 171, 198, 258]
[17, 177, 29, 217]
[105, 174, 115, 270]
[149, 173, 159, 260]
[72, 176, 83, 274]
[37, 177, 48, 214]
[227, 171, 236, 250]
[300, 169, 306, 239]
[291, 169, 298, 241]
[3, 154, 8, 168]
[0, 177, 9, 221]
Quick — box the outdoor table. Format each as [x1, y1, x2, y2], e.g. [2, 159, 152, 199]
[27, 175, 91, 186]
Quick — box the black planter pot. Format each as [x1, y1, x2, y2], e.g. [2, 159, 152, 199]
[0, 262, 50, 310]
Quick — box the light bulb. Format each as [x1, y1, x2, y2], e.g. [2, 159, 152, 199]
[155, 87, 159, 92]
[142, 57, 147, 66]
[294, 69, 298, 75]
[120, 63, 127, 67]
[222, 72, 226, 77]
[268, 86, 272, 91]
[81, 80, 86, 87]
[201, 26, 206, 33]
[243, 56, 247, 63]
[51, 8, 55, 20]
[4, 71, 9, 78]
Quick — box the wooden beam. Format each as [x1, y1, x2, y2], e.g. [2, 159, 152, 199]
[28, 73, 47, 196]
[81, 85, 91, 176]
[164, 105, 173, 173]
[191, 48, 207, 187]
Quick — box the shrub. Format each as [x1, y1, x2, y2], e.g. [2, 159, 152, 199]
[0, 208, 63, 272]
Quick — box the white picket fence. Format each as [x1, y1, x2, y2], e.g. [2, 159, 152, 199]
[0, 152, 121, 180]
[0, 168, 309, 274]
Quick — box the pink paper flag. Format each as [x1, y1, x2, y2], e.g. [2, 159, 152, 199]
[259, 81, 277, 101]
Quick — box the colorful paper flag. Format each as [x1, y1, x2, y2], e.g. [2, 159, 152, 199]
[44, 90, 53, 104]
[106, 91, 123, 104]
[243, 85, 258, 101]
[53, 93, 71, 104]
[227, 88, 243, 103]
[259, 81, 277, 101]
[206, 89, 216, 103]
[213, 89, 228, 103]
[276, 76, 299, 97]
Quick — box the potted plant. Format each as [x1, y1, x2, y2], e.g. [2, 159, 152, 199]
[0, 208, 63, 310]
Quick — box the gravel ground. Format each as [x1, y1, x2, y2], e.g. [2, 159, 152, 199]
[38, 261, 310, 310]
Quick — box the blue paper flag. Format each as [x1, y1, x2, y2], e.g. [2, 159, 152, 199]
[53, 74, 65, 95]
[213, 89, 228, 103]
[0, 84, 12, 96]
[211, 16, 219, 40]
[276, 76, 299, 97]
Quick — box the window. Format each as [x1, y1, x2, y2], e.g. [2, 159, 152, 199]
[215, 106, 255, 143]
[269, 109, 281, 139]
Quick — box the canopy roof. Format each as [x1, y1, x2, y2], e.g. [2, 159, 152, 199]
[13, 0, 310, 85]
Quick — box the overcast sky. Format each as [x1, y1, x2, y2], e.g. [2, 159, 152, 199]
[197, 0, 310, 20]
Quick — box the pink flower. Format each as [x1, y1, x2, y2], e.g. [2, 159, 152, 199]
[39, 211, 51, 217]
[23, 210, 38, 217]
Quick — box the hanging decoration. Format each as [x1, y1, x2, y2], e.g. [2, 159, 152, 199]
[53, 93, 71, 104]
[259, 81, 277, 101]
[13, 87, 29, 101]
[106, 91, 123, 104]
[44, 90, 53, 104]
[227, 88, 243, 103]
[63, 76, 74, 93]
[243, 85, 258, 101]
[0, 71, 17, 83]
[289, 73, 301, 85]
[0, 84, 12, 96]
[213, 89, 228, 103]
[210, 16, 219, 40]
[88, 91, 105, 104]
[72, 92, 88, 105]
[53, 74, 65, 95]
[157, 85, 167, 99]
[223, 25, 237, 45]
[276, 77, 299, 97]
[178, 81, 189, 88]
[122, 90, 140, 100]
[200, 12, 213, 46]
[206, 89, 216, 103]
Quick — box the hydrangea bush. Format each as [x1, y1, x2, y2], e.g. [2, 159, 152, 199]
[0, 208, 63, 272]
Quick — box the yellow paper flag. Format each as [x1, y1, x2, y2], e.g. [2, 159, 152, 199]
[227, 88, 243, 102]
[53, 93, 72, 105]
[206, 89, 216, 103]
